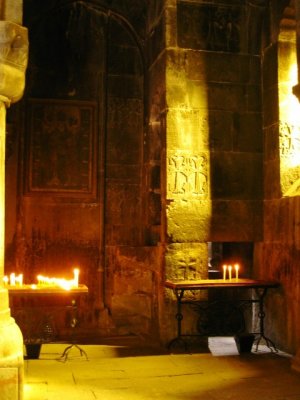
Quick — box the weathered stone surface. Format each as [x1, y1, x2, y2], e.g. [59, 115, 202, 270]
[6, 0, 300, 357]
[106, 183, 141, 226]
[263, 87, 280, 127]
[148, 15, 165, 66]
[281, 166, 300, 196]
[22, 200, 101, 243]
[0, 297, 24, 400]
[0, 21, 28, 103]
[106, 164, 141, 183]
[167, 150, 209, 200]
[185, 51, 261, 84]
[166, 108, 209, 151]
[262, 43, 278, 88]
[165, 242, 208, 281]
[246, 84, 262, 112]
[148, 0, 164, 29]
[254, 241, 300, 354]
[107, 97, 143, 164]
[166, 199, 211, 242]
[264, 123, 280, 162]
[165, 5, 176, 48]
[210, 200, 263, 242]
[0, 368, 18, 400]
[2, 0, 23, 24]
[177, 2, 242, 53]
[232, 112, 263, 152]
[149, 192, 161, 226]
[264, 198, 300, 244]
[264, 160, 281, 199]
[208, 110, 234, 151]
[106, 246, 162, 337]
[211, 152, 263, 200]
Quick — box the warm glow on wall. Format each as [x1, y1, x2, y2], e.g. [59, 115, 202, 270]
[278, 35, 300, 194]
[165, 54, 212, 244]
[0, 103, 5, 283]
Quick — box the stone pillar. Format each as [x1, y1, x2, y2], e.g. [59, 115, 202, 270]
[293, 0, 300, 100]
[292, 0, 300, 374]
[0, 14, 28, 400]
[161, 0, 209, 346]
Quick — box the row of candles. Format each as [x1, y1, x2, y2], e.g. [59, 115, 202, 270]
[2, 268, 80, 290]
[223, 263, 239, 280]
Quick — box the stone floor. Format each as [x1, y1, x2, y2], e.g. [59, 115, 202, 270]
[24, 338, 300, 400]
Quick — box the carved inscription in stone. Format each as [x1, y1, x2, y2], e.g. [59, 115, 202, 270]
[177, 2, 241, 53]
[279, 121, 300, 158]
[167, 151, 208, 199]
[176, 256, 201, 281]
[108, 97, 142, 131]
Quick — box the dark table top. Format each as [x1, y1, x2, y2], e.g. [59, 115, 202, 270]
[7, 284, 88, 296]
[165, 278, 279, 290]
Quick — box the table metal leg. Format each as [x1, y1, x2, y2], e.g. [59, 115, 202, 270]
[168, 289, 188, 351]
[59, 299, 89, 362]
[60, 343, 88, 362]
[254, 288, 277, 352]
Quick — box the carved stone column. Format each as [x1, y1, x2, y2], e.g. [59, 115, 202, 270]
[292, 0, 300, 374]
[293, 0, 300, 100]
[0, 19, 28, 400]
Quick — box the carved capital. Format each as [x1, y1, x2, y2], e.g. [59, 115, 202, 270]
[0, 20, 28, 104]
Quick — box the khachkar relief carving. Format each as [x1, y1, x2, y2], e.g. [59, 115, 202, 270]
[174, 257, 201, 282]
[279, 121, 300, 159]
[167, 151, 208, 199]
[177, 2, 241, 53]
[26, 99, 96, 195]
[165, 247, 207, 300]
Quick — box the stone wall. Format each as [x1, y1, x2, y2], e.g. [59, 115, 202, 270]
[254, 2, 300, 354]
[5, 0, 162, 344]
[5, 0, 299, 352]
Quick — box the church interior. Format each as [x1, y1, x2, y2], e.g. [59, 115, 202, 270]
[1, 0, 300, 398]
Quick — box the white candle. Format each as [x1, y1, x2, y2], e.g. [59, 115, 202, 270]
[223, 264, 227, 280]
[234, 264, 239, 280]
[73, 268, 79, 287]
[15, 274, 23, 286]
[228, 265, 232, 280]
[10, 273, 16, 286]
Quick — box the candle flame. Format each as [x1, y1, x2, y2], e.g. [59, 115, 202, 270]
[5, 269, 81, 291]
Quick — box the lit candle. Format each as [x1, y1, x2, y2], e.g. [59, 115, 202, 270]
[15, 274, 23, 286]
[234, 264, 239, 280]
[73, 268, 79, 287]
[10, 273, 16, 286]
[223, 264, 227, 280]
[3, 276, 8, 286]
[228, 265, 232, 280]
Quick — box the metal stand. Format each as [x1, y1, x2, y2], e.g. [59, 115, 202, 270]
[253, 288, 278, 352]
[59, 299, 88, 362]
[167, 284, 278, 353]
[167, 289, 189, 351]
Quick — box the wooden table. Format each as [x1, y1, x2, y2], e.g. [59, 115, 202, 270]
[165, 278, 280, 352]
[8, 284, 88, 295]
[8, 284, 89, 360]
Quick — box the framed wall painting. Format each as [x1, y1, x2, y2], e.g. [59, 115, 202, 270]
[25, 99, 97, 198]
